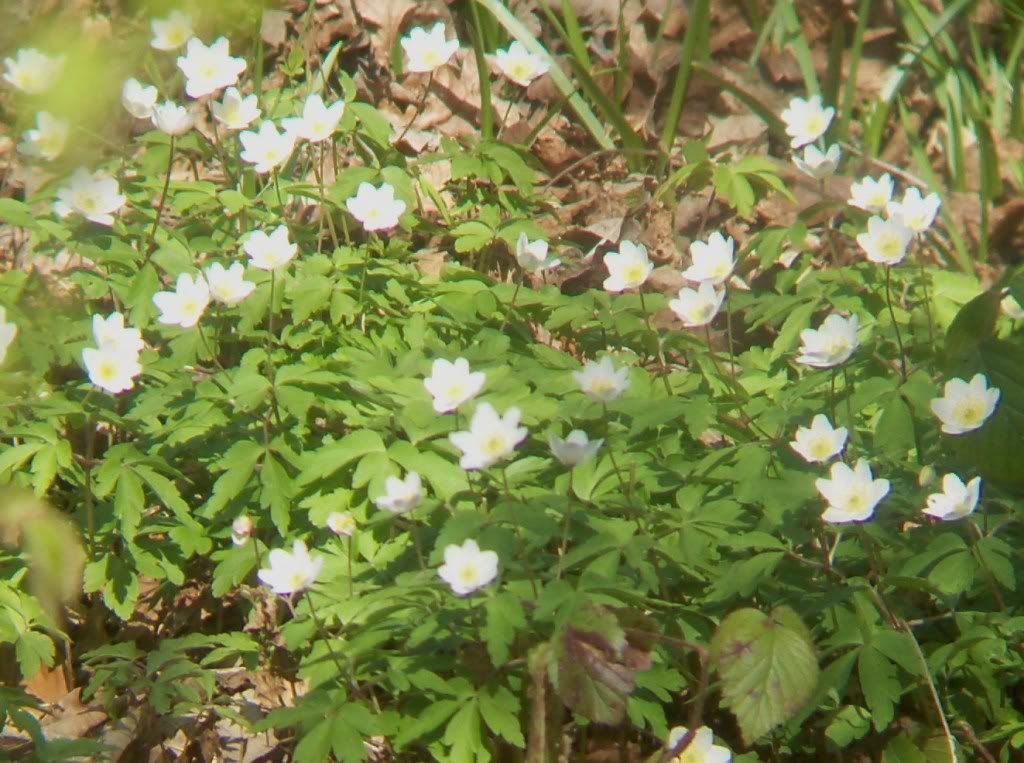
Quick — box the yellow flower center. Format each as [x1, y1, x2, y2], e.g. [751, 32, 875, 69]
[423, 49, 440, 68]
[481, 434, 508, 458]
[623, 264, 646, 285]
[182, 300, 199, 316]
[845, 490, 867, 514]
[288, 570, 307, 591]
[825, 337, 850, 359]
[804, 114, 825, 138]
[446, 383, 465, 401]
[953, 400, 983, 428]
[588, 378, 615, 397]
[510, 61, 531, 81]
[878, 234, 902, 260]
[809, 438, 833, 460]
[98, 360, 117, 382]
[458, 563, 480, 585]
[199, 62, 217, 81]
[77, 193, 98, 213]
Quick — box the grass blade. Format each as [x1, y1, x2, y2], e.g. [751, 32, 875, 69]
[657, 0, 710, 174]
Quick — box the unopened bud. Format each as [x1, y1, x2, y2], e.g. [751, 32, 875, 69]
[231, 515, 254, 545]
[326, 511, 356, 537]
[918, 465, 937, 488]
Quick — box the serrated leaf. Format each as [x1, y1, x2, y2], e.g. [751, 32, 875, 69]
[485, 591, 526, 666]
[710, 606, 819, 744]
[858, 644, 900, 731]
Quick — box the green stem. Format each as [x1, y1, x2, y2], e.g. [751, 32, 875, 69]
[305, 595, 349, 681]
[141, 135, 175, 266]
[395, 71, 434, 145]
[638, 289, 673, 396]
[497, 274, 523, 334]
[885, 266, 908, 382]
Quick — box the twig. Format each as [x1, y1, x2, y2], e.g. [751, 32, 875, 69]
[902, 621, 958, 763]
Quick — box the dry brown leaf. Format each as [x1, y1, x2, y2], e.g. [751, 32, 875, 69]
[260, 10, 291, 48]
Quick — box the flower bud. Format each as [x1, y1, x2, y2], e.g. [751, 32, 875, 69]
[327, 511, 356, 537]
[232, 515, 254, 545]
[918, 465, 937, 488]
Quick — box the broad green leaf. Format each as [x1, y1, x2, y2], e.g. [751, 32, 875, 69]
[858, 644, 900, 731]
[710, 606, 819, 744]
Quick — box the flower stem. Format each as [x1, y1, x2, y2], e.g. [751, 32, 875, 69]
[499, 466, 539, 598]
[141, 135, 175, 266]
[346, 534, 354, 597]
[885, 266, 908, 382]
[966, 519, 1006, 611]
[395, 71, 434, 146]
[314, 144, 340, 251]
[638, 289, 673, 396]
[305, 595, 349, 681]
[497, 272, 522, 334]
[272, 169, 285, 212]
[842, 365, 856, 457]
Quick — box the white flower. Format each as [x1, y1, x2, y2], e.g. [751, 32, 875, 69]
[283, 94, 345, 143]
[438, 539, 499, 596]
[82, 347, 142, 394]
[856, 215, 914, 266]
[239, 121, 296, 174]
[796, 313, 859, 368]
[3, 48, 64, 95]
[400, 23, 459, 74]
[682, 232, 735, 286]
[152, 272, 210, 328]
[346, 182, 406, 232]
[886, 187, 941, 234]
[602, 240, 652, 292]
[211, 87, 260, 130]
[1001, 292, 1024, 320]
[326, 511, 356, 537]
[548, 430, 602, 467]
[849, 174, 894, 213]
[790, 414, 847, 463]
[573, 356, 630, 403]
[151, 10, 193, 51]
[494, 41, 550, 87]
[781, 95, 834, 148]
[449, 403, 528, 471]
[0, 306, 17, 366]
[793, 143, 841, 179]
[815, 459, 889, 524]
[18, 111, 69, 161]
[930, 374, 1000, 435]
[231, 515, 254, 546]
[205, 262, 255, 305]
[177, 37, 246, 99]
[515, 233, 560, 273]
[666, 726, 732, 763]
[923, 474, 981, 521]
[122, 78, 159, 119]
[151, 100, 194, 136]
[424, 357, 486, 414]
[243, 225, 298, 271]
[257, 540, 323, 595]
[54, 168, 126, 227]
[669, 281, 725, 328]
[374, 472, 423, 515]
[92, 312, 144, 355]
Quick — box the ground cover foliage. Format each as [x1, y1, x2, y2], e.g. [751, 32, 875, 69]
[2, 0, 1024, 761]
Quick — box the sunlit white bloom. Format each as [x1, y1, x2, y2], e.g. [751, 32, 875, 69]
[231, 515, 254, 546]
[92, 312, 143, 355]
[326, 511, 356, 537]
[923, 474, 981, 521]
[257, 540, 323, 595]
[796, 313, 859, 368]
[666, 725, 732, 763]
[573, 356, 630, 403]
[438, 539, 499, 596]
[781, 95, 834, 148]
[151, 100, 194, 136]
[930, 374, 1000, 435]
[669, 281, 725, 328]
[793, 143, 841, 179]
[151, 10, 193, 51]
[602, 240, 653, 292]
[374, 471, 423, 515]
[515, 233, 560, 273]
[548, 430, 602, 467]
[204, 262, 255, 306]
[54, 168, 126, 226]
[177, 37, 246, 98]
[886, 187, 941, 234]
[682, 232, 735, 286]
[283, 94, 345, 143]
[856, 215, 914, 266]
[211, 87, 260, 130]
[122, 78, 159, 119]
[494, 41, 550, 87]
[346, 181, 406, 232]
[424, 357, 485, 413]
[0, 306, 17, 366]
[400, 23, 459, 74]
[1001, 292, 1024, 320]
[152, 272, 210, 328]
[449, 403, 528, 470]
[18, 111, 69, 161]
[3, 48, 64, 95]
[82, 347, 142, 394]
[815, 459, 889, 524]
[849, 174, 894, 213]
[243, 225, 297, 271]
[790, 414, 847, 463]
[239, 120, 296, 174]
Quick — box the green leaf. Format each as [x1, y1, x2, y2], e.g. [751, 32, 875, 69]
[710, 606, 819, 744]
[261, 453, 294, 535]
[298, 430, 386, 487]
[478, 685, 525, 748]
[15, 631, 55, 680]
[485, 591, 526, 666]
[874, 394, 916, 457]
[858, 644, 900, 731]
